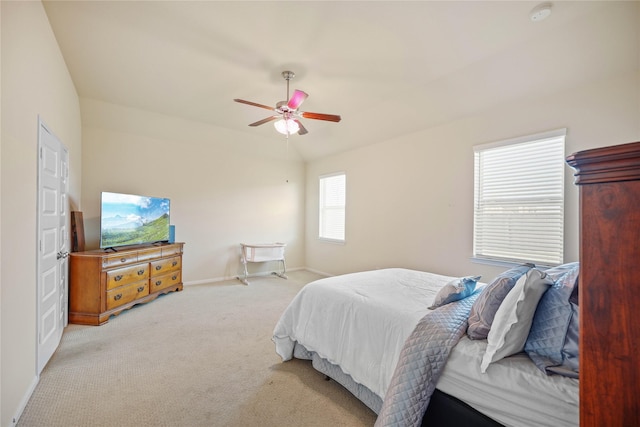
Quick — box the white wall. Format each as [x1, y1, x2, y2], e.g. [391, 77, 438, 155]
[306, 70, 640, 281]
[79, 99, 305, 283]
[0, 2, 82, 425]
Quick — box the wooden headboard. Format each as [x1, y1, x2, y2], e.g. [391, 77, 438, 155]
[566, 141, 640, 427]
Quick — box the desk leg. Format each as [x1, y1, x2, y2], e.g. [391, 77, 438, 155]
[238, 256, 250, 285]
[273, 258, 288, 279]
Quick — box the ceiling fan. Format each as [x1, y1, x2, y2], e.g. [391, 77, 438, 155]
[234, 71, 341, 136]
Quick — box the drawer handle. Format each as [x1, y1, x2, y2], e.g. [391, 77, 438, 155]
[114, 275, 123, 282]
[155, 265, 162, 271]
[137, 269, 145, 275]
[155, 280, 162, 286]
[137, 286, 145, 292]
[172, 261, 178, 266]
[120, 258, 127, 263]
[114, 294, 122, 301]
[172, 275, 178, 280]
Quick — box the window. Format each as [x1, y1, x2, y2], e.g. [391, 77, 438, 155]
[319, 172, 346, 242]
[473, 129, 566, 266]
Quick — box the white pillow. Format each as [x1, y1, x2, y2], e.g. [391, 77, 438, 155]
[480, 268, 553, 373]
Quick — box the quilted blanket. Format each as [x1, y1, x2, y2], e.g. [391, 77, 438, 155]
[375, 293, 479, 427]
[273, 268, 461, 399]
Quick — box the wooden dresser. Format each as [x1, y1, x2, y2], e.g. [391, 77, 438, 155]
[566, 142, 640, 427]
[69, 242, 184, 325]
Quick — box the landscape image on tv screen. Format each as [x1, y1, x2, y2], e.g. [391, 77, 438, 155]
[100, 192, 170, 248]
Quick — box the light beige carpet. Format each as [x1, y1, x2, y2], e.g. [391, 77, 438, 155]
[18, 270, 377, 426]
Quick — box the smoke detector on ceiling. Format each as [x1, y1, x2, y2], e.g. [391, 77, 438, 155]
[530, 3, 552, 22]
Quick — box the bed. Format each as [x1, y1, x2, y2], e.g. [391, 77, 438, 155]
[272, 264, 579, 427]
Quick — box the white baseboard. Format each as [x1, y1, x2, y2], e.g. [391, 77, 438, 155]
[11, 374, 39, 426]
[304, 267, 333, 277]
[183, 266, 309, 286]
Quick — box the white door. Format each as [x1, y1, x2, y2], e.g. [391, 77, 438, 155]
[37, 119, 69, 374]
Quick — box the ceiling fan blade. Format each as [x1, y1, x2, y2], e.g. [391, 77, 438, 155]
[294, 120, 308, 135]
[300, 112, 342, 123]
[249, 116, 279, 127]
[287, 90, 308, 110]
[234, 99, 276, 112]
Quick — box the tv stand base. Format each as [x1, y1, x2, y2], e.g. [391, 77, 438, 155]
[69, 242, 184, 325]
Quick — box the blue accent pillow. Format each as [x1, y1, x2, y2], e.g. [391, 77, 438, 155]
[428, 276, 481, 309]
[525, 262, 579, 378]
[467, 263, 534, 340]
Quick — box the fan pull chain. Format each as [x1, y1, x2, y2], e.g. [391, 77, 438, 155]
[285, 133, 290, 183]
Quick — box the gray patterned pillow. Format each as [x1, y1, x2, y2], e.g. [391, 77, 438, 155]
[467, 263, 534, 340]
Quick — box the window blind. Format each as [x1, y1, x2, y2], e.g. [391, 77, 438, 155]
[473, 130, 565, 266]
[319, 173, 346, 241]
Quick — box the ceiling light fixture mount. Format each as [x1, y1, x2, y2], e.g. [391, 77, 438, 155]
[530, 2, 552, 22]
[274, 71, 299, 135]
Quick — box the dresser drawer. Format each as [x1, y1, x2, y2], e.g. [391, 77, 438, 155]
[106, 280, 149, 310]
[150, 256, 181, 276]
[102, 252, 138, 268]
[106, 264, 149, 290]
[150, 271, 182, 293]
[137, 247, 163, 262]
[162, 245, 183, 257]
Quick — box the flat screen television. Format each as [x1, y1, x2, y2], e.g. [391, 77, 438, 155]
[100, 191, 170, 249]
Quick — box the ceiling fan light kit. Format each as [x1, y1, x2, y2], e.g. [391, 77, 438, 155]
[274, 118, 300, 135]
[234, 70, 341, 137]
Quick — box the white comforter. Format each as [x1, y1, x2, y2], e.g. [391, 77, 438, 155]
[272, 268, 459, 399]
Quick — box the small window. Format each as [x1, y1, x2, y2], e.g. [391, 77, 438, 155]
[319, 172, 346, 242]
[473, 129, 566, 266]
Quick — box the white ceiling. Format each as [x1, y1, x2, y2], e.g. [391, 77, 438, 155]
[42, 1, 637, 161]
